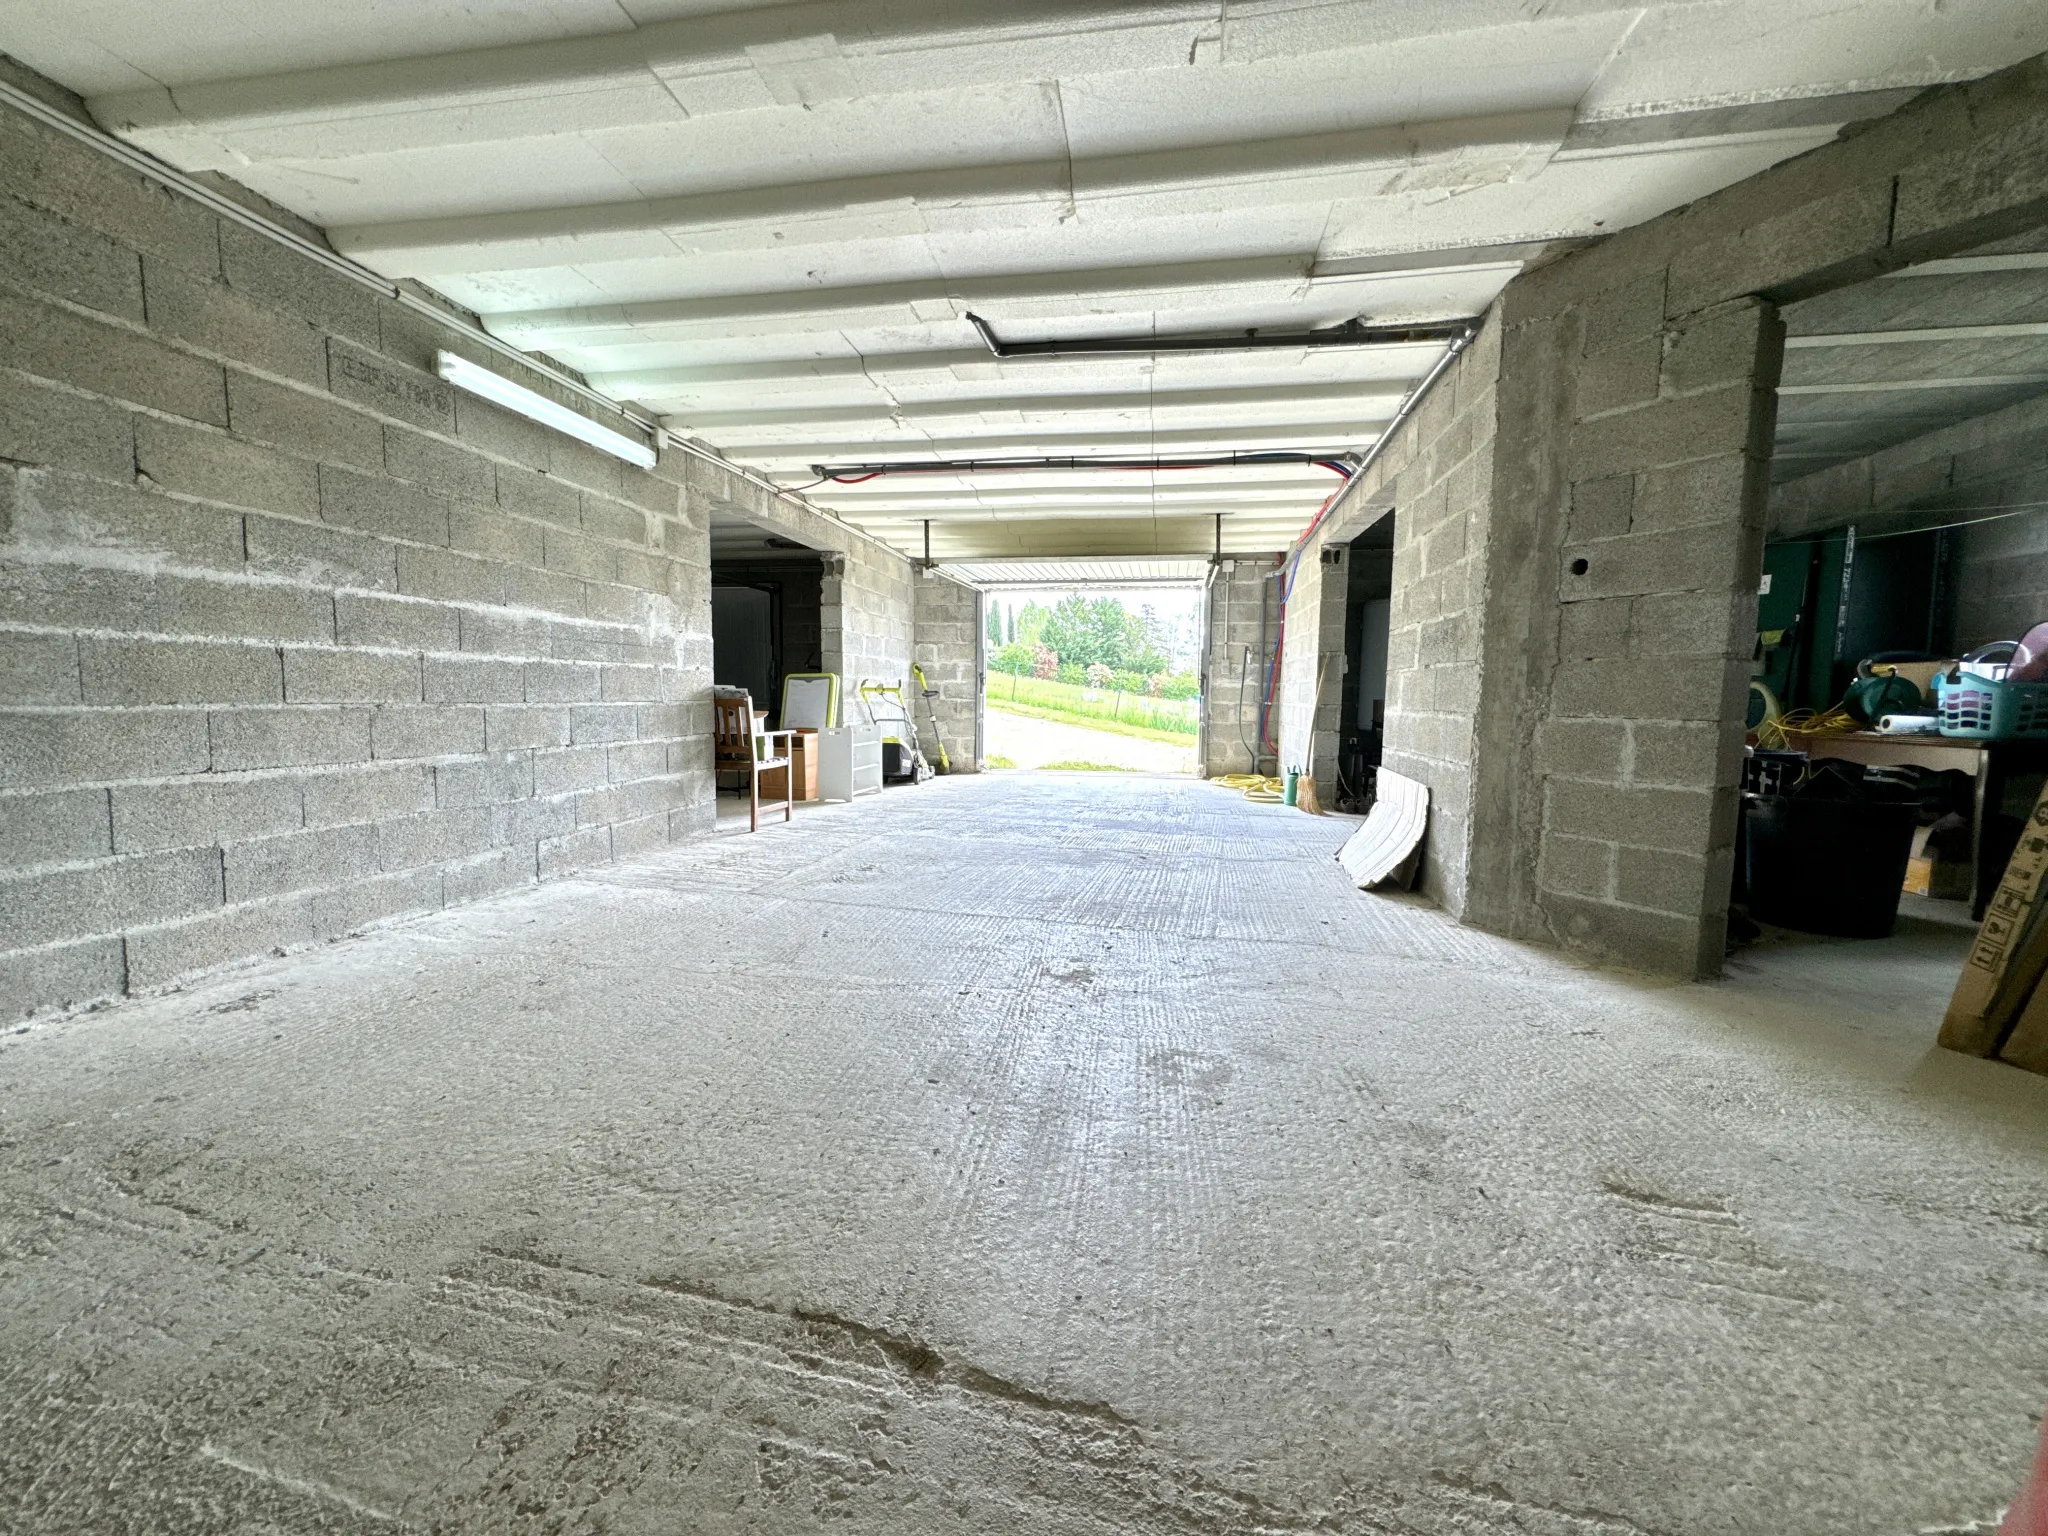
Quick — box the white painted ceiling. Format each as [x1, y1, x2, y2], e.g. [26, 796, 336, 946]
[9, 0, 2048, 559]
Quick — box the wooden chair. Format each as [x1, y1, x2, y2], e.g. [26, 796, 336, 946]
[713, 692, 794, 832]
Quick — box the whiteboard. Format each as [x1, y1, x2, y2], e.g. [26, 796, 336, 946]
[782, 673, 838, 729]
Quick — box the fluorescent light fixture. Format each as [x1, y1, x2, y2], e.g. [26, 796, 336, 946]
[434, 350, 658, 469]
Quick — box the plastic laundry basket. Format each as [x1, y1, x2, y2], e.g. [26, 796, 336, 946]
[1936, 672, 2048, 740]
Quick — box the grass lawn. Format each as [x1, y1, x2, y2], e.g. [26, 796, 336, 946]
[986, 700, 1196, 747]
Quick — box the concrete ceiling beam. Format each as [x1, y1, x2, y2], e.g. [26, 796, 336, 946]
[1786, 322, 2048, 348]
[486, 250, 1537, 348]
[325, 110, 1573, 276]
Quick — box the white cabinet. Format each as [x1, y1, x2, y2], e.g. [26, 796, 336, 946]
[818, 723, 883, 802]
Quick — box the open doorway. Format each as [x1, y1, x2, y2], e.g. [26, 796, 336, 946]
[981, 585, 1204, 775]
[1732, 221, 2048, 1004]
[709, 514, 826, 827]
[1336, 515, 1396, 814]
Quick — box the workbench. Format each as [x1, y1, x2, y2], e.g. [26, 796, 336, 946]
[1779, 730, 2048, 916]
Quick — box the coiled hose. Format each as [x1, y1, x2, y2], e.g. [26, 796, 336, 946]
[1215, 773, 1286, 803]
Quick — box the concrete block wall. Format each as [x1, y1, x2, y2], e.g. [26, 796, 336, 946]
[912, 570, 983, 772]
[679, 452, 917, 709]
[0, 99, 730, 1021]
[1275, 542, 1349, 793]
[1201, 556, 1279, 777]
[1500, 292, 1780, 975]
[1349, 51, 2048, 975]
[1304, 323, 1502, 913]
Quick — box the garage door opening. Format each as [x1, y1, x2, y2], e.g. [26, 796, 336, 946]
[979, 584, 1204, 776]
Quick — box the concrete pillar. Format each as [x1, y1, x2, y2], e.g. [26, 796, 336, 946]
[912, 571, 983, 772]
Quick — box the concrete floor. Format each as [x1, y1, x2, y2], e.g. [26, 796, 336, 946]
[2, 774, 2045, 1534]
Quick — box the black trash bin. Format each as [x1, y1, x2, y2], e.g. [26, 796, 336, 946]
[1742, 793, 1918, 938]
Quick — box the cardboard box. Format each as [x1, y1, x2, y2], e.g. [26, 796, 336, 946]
[1940, 779, 2048, 1057]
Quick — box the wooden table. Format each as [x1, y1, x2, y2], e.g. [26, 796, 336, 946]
[1779, 730, 2048, 916]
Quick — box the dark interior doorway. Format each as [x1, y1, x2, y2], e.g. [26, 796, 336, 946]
[710, 553, 825, 726]
[1336, 514, 1396, 813]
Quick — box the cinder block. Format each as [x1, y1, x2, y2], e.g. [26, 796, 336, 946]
[136, 415, 319, 519]
[284, 647, 422, 704]
[1, 114, 222, 278]
[610, 811, 669, 859]
[1665, 179, 1892, 318]
[142, 262, 326, 386]
[6, 467, 245, 572]
[80, 636, 282, 706]
[0, 845, 221, 949]
[496, 464, 582, 527]
[606, 740, 667, 784]
[1536, 719, 1627, 781]
[226, 370, 383, 472]
[1550, 655, 1730, 723]
[1560, 518, 1748, 604]
[122, 891, 318, 990]
[246, 514, 399, 593]
[300, 762, 437, 829]
[0, 368, 134, 480]
[444, 844, 535, 905]
[309, 866, 442, 939]
[577, 776, 682, 828]
[1661, 301, 1769, 397]
[0, 934, 125, 1021]
[326, 338, 455, 433]
[336, 592, 461, 652]
[549, 435, 625, 500]
[370, 706, 486, 760]
[543, 526, 612, 581]
[1538, 889, 1706, 977]
[562, 704, 634, 746]
[1631, 720, 1736, 789]
[525, 659, 601, 703]
[585, 499, 647, 548]
[225, 822, 378, 902]
[1, 707, 210, 787]
[1547, 779, 1715, 856]
[0, 628, 80, 703]
[397, 545, 510, 607]
[449, 502, 544, 568]
[485, 705, 572, 751]
[1579, 271, 1668, 355]
[539, 824, 610, 878]
[424, 654, 524, 705]
[1613, 845, 1714, 916]
[1557, 595, 1631, 660]
[612, 550, 671, 595]
[1567, 386, 1758, 484]
[113, 775, 302, 854]
[0, 287, 226, 425]
[459, 608, 550, 659]
[491, 794, 578, 847]
[376, 806, 491, 872]
[583, 582, 650, 625]
[320, 464, 451, 546]
[384, 424, 494, 504]
[502, 563, 587, 617]
[0, 189, 145, 319]
[436, 752, 533, 809]
[0, 786, 112, 867]
[1629, 455, 1755, 537]
[219, 221, 380, 346]
[210, 706, 372, 772]
[1629, 590, 1749, 659]
[533, 745, 609, 797]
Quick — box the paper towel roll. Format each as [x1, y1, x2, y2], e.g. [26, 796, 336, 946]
[1876, 714, 1940, 734]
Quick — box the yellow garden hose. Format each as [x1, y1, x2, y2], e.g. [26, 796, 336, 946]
[1215, 773, 1287, 802]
